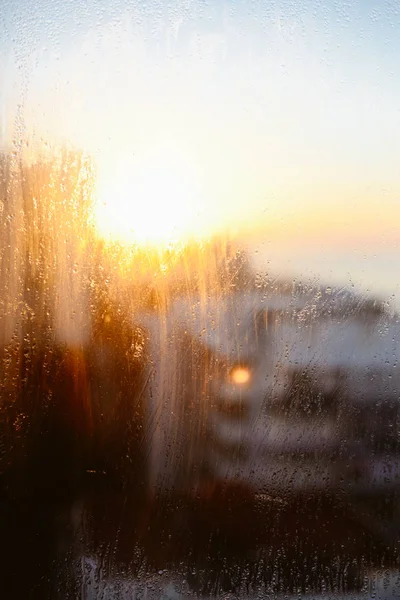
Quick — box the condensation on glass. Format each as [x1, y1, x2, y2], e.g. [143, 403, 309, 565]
[1, 1, 400, 598]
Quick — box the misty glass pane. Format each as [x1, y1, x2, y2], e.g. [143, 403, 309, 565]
[1, 1, 400, 598]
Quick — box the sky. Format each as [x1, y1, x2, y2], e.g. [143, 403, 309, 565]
[1, 0, 399, 303]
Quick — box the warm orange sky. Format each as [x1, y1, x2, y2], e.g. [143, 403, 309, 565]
[2, 1, 400, 242]
[1, 0, 400, 301]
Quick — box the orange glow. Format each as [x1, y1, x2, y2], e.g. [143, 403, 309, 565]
[230, 365, 251, 386]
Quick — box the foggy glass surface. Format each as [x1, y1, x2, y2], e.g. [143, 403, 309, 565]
[1, 1, 400, 599]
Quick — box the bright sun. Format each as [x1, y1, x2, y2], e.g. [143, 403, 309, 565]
[93, 147, 205, 246]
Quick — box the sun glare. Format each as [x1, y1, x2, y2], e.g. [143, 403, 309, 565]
[93, 148, 205, 246]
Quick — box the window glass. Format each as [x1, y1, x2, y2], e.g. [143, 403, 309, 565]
[1, 1, 400, 598]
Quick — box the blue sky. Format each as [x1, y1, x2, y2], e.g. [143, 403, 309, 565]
[2, 0, 399, 166]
